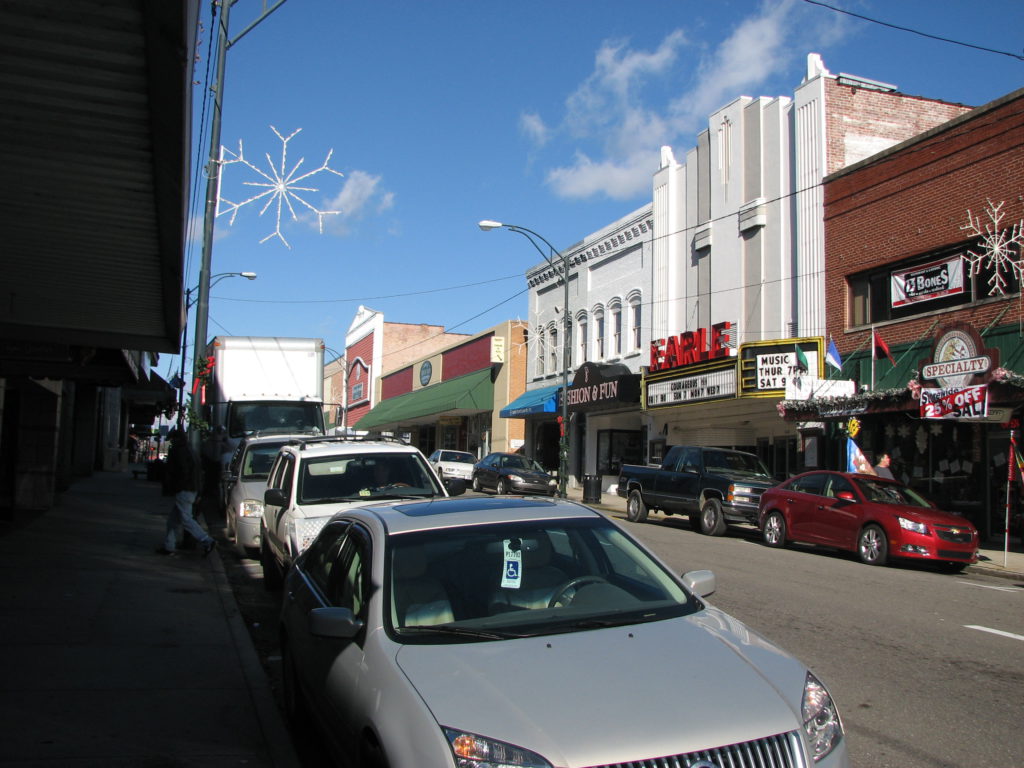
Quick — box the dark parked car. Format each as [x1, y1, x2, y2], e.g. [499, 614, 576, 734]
[758, 470, 979, 571]
[472, 452, 557, 496]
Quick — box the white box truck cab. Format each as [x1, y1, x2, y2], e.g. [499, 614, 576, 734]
[204, 336, 326, 451]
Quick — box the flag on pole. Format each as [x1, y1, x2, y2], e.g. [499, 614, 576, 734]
[794, 344, 809, 373]
[825, 336, 843, 371]
[873, 329, 895, 365]
[847, 438, 876, 475]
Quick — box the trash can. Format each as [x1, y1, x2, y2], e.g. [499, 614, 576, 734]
[582, 474, 602, 503]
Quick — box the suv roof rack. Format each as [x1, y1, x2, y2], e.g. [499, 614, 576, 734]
[285, 434, 410, 451]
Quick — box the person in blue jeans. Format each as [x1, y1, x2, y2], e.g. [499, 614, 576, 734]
[156, 429, 216, 557]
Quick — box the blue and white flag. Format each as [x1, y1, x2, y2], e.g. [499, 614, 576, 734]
[846, 438, 876, 475]
[825, 336, 843, 371]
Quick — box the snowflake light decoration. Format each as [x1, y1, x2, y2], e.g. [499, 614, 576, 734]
[217, 126, 344, 248]
[960, 199, 1024, 296]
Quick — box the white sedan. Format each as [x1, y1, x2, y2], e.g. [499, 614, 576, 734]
[426, 449, 475, 482]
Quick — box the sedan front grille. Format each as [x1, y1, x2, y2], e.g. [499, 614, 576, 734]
[935, 526, 973, 543]
[588, 730, 805, 768]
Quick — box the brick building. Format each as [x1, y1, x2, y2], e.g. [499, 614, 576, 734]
[355, 320, 527, 459]
[785, 86, 1024, 541]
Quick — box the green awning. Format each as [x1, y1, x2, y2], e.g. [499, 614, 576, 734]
[354, 368, 494, 431]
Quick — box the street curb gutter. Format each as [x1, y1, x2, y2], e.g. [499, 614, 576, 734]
[208, 548, 302, 768]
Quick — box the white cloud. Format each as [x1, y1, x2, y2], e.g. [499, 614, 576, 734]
[322, 170, 395, 236]
[541, 0, 845, 201]
[520, 112, 549, 146]
[547, 149, 660, 201]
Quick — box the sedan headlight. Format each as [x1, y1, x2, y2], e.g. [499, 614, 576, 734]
[898, 517, 928, 535]
[444, 728, 551, 768]
[240, 499, 263, 517]
[802, 672, 843, 761]
[507, 474, 523, 483]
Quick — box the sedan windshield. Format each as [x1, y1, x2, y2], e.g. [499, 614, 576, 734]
[854, 478, 933, 508]
[388, 518, 697, 643]
[440, 451, 475, 464]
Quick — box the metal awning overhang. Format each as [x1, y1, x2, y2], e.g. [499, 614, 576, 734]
[499, 383, 561, 418]
[355, 369, 494, 431]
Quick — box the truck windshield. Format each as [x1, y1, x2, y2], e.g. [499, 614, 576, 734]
[229, 402, 323, 438]
[703, 450, 771, 479]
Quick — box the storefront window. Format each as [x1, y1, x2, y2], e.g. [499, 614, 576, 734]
[597, 430, 643, 475]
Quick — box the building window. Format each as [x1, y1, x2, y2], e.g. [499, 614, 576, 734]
[846, 240, 1016, 327]
[611, 304, 622, 357]
[630, 299, 642, 351]
[549, 326, 558, 374]
[578, 316, 588, 364]
[351, 382, 364, 401]
[594, 309, 605, 360]
[536, 326, 545, 376]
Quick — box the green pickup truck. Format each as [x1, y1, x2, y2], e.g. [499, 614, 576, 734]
[617, 445, 776, 535]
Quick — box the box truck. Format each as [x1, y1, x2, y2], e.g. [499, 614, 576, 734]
[202, 336, 325, 447]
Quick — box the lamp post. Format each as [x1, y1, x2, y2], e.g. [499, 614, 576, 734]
[479, 220, 571, 498]
[178, 271, 257, 428]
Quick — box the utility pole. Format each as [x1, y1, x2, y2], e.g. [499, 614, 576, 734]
[190, 0, 288, 448]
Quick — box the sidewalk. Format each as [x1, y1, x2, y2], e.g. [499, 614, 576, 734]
[0, 466, 300, 767]
[565, 485, 1024, 579]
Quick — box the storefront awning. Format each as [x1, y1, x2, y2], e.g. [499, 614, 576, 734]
[354, 368, 494, 431]
[500, 383, 561, 418]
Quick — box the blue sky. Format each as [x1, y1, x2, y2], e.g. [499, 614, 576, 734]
[171, 0, 1023, 380]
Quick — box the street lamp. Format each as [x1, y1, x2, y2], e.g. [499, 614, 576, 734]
[479, 220, 571, 498]
[178, 271, 257, 427]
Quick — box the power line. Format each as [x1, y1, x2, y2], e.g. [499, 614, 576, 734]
[803, 0, 1024, 62]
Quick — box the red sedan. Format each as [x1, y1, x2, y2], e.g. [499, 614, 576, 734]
[758, 470, 978, 572]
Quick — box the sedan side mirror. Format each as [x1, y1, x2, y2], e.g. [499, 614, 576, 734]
[308, 606, 364, 639]
[682, 569, 716, 597]
[836, 491, 856, 501]
[264, 488, 288, 507]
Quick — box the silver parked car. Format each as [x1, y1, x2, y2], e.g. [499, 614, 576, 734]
[280, 496, 848, 768]
[223, 434, 310, 557]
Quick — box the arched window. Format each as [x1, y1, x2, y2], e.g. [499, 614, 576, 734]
[577, 313, 589, 365]
[593, 306, 606, 360]
[628, 293, 642, 351]
[535, 326, 545, 376]
[608, 299, 622, 358]
[548, 323, 559, 374]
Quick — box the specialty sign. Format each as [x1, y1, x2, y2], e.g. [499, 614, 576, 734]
[919, 385, 988, 419]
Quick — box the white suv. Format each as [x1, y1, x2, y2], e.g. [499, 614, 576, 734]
[259, 436, 459, 589]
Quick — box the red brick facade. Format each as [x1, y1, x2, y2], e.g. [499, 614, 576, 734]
[824, 80, 972, 176]
[824, 88, 1024, 356]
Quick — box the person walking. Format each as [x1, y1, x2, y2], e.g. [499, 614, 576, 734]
[157, 429, 216, 557]
[874, 453, 895, 480]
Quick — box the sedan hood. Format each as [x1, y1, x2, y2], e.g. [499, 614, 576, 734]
[395, 607, 807, 766]
[896, 505, 975, 529]
[507, 469, 552, 481]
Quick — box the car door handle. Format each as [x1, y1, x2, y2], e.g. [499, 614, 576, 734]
[287, 591, 297, 604]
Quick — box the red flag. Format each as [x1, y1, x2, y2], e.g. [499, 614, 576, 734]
[1010, 433, 1018, 484]
[873, 329, 895, 365]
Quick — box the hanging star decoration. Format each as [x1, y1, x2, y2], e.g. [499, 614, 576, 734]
[218, 126, 345, 248]
[960, 199, 1024, 296]
[929, 423, 943, 436]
